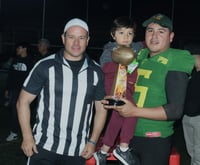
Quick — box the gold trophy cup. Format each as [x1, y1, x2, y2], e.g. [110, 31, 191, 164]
[106, 46, 135, 106]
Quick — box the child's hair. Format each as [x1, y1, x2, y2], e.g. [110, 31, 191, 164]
[110, 16, 137, 36]
[15, 41, 30, 49]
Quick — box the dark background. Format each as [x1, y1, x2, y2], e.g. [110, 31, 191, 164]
[0, 0, 200, 62]
[0, 1, 196, 164]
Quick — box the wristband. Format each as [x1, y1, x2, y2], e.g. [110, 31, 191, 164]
[88, 139, 96, 146]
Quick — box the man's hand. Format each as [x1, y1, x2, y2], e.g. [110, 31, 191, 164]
[102, 97, 137, 118]
[81, 142, 96, 159]
[21, 136, 38, 157]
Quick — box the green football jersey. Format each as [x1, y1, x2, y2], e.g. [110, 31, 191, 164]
[134, 48, 195, 137]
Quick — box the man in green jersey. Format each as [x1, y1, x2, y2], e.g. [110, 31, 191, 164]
[102, 13, 199, 165]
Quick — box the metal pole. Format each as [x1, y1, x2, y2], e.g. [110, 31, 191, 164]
[129, 0, 132, 18]
[42, 0, 46, 38]
[171, 0, 174, 23]
[86, 0, 89, 21]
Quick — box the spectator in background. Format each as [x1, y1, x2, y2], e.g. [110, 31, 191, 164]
[182, 44, 200, 165]
[16, 18, 107, 165]
[31, 38, 51, 125]
[5, 42, 34, 142]
[1, 55, 14, 70]
[34, 38, 51, 62]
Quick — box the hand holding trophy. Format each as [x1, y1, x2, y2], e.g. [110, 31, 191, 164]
[106, 46, 135, 106]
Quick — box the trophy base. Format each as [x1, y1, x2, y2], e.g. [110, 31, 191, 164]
[106, 99, 125, 106]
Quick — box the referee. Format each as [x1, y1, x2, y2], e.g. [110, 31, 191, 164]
[16, 18, 107, 165]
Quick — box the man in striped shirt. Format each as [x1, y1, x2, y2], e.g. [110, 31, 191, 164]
[17, 18, 107, 165]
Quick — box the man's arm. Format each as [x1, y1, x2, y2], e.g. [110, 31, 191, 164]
[17, 89, 38, 157]
[163, 71, 189, 120]
[194, 55, 200, 71]
[81, 100, 107, 159]
[108, 101, 167, 120]
[103, 71, 189, 121]
[89, 100, 107, 143]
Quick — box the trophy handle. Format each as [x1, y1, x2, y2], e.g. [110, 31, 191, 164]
[105, 98, 125, 106]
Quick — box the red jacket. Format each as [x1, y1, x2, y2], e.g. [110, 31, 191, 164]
[102, 61, 137, 104]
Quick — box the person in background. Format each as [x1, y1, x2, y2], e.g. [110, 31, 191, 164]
[5, 42, 34, 142]
[182, 44, 200, 165]
[94, 16, 143, 165]
[102, 13, 197, 165]
[16, 18, 107, 165]
[1, 55, 14, 70]
[34, 38, 51, 62]
[31, 38, 51, 126]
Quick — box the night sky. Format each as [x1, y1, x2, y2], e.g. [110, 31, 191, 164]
[0, 0, 200, 60]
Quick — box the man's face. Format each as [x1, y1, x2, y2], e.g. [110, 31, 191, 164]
[16, 46, 26, 56]
[145, 23, 174, 56]
[61, 26, 89, 61]
[38, 43, 48, 54]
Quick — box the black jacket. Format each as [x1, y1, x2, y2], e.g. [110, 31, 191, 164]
[184, 69, 200, 116]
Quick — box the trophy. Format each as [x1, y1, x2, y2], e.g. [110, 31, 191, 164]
[106, 46, 135, 106]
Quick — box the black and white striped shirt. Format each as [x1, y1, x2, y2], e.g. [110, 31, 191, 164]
[23, 49, 105, 156]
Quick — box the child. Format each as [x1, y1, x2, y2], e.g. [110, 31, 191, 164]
[94, 16, 144, 165]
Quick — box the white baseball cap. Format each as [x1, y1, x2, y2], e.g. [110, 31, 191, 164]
[63, 18, 89, 33]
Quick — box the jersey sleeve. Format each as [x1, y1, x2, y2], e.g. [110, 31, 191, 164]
[168, 49, 195, 74]
[22, 62, 46, 95]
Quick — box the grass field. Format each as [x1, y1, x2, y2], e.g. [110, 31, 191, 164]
[0, 106, 27, 165]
